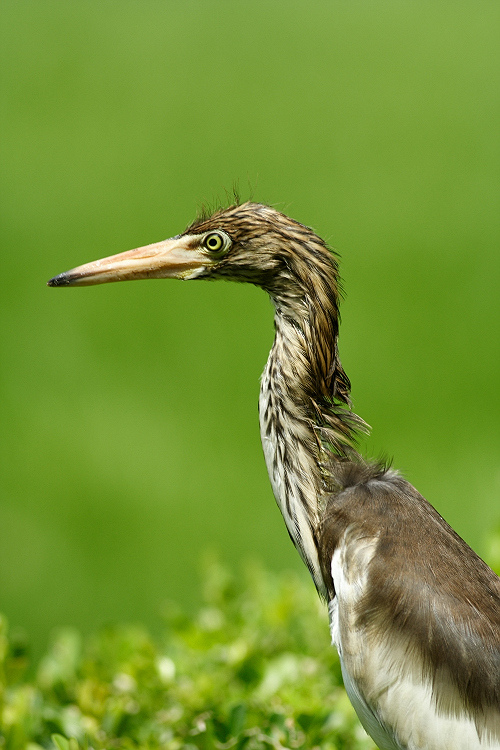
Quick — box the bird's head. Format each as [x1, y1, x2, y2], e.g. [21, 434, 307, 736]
[47, 202, 341, 305]
[48, 200, 362, 453]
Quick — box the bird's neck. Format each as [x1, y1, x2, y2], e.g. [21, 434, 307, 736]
[259, 286, 363, 595]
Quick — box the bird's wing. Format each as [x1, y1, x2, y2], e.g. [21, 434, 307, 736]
[320, 468, 500, 749]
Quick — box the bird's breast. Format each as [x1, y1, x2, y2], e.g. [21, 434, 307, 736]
[258, 362, 326, 594]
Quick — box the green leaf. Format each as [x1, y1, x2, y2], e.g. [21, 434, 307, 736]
[51, 735, 69, 750]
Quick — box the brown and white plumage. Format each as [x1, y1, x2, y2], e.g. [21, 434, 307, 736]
[48, 201, 500, 749]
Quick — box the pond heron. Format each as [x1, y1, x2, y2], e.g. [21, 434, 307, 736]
[49, 201, 500, 749]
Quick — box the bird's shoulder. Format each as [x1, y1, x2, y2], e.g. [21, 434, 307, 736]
[319, 462, 500, 610]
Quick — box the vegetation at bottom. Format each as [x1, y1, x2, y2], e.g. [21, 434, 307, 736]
[0, 562, 376, 750]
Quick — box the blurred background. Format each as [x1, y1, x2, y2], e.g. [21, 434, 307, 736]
[1, 1, 499, 660]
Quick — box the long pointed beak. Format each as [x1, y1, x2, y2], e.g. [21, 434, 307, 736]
[47, 236, 206, 287]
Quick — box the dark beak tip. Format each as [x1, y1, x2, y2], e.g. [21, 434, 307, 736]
[47, 272, 71, 287]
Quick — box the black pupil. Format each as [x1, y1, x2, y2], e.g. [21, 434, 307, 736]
[208, 235, 220, 249]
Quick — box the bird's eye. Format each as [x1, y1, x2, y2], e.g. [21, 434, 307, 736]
[203, 232, 227, 254]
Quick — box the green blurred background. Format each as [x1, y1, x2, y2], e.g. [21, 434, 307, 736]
[1, 1, 499, 659]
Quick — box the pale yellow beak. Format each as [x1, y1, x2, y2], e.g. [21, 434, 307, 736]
[47, 235, 208, 287]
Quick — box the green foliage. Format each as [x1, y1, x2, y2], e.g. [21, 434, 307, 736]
[0, 563, 375, 750]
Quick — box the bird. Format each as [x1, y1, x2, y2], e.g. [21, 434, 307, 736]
[48, 200, 500, 750]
